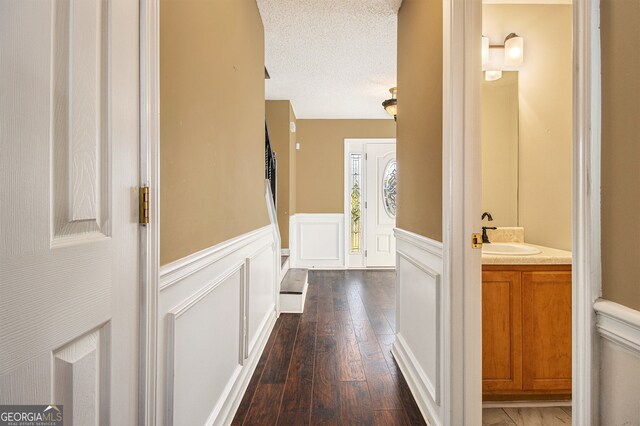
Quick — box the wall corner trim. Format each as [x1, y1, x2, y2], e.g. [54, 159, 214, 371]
[595, 299, 640, 354]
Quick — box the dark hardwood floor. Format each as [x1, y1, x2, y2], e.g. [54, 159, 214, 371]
[232, 270, 427, 426]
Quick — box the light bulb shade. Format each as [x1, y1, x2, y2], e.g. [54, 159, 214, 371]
[382, 87, 397, 117]
[484, 70, 503, 82]
[482, 36, 490, 67]
[382, 99, 397, 116]
[504, 34, 523, 66]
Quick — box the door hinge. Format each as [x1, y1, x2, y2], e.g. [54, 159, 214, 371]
[139, 186, 150, 225]
[365, 153, 368, 160]
[472, 233, 482, 249]
[365, 201, 368, 208]
[365, 250, 368, 257]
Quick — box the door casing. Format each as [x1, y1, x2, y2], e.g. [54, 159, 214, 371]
[343, 138, 396, 269]
[444, 0, 602, 424]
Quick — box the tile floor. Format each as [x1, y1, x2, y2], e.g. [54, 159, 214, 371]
[483, 406, 572, 426]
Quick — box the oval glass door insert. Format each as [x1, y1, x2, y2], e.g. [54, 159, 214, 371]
[382, 160, 397, 218]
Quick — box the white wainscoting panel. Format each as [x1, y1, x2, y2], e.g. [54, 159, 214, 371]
[290, 214, 344, 268]
[595, 299, 640, 426]
[167, 267, 243, 426]
[246, 244, 276, 356]
[157, 225, 278, 426]
[393, 228, 444, 426]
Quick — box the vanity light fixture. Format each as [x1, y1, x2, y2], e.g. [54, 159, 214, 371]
[504, 33, 524, 66]
[382, 87, 397, 120]
[485, 70, 503, 82]
[482, 33, 524, 67]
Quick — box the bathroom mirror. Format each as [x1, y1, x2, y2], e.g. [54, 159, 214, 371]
[482, 71, 519, 227]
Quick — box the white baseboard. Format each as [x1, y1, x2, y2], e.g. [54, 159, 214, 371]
[392, 334, 440, 426]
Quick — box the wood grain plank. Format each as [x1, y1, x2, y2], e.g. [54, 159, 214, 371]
[261, 314, 300, 384]
[338, 381, 373, 425]
[242, 383, 285, 426]
[278, 319, 317, 425]
[232, 316, 284, 425]
[311, 335, 339, 425]
[373, 410, 411, 426]
[335, 317, 366, 382]
[301, 280, 319, 324]
[396, 372, 428, 425]
[482, 408, 516, 425]
[317, 277, 337, 336]
[503, 407, 572, 425]
[353, 320, 403, 410]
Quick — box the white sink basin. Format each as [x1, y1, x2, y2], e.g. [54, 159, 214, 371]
[482, 243, 541, 256]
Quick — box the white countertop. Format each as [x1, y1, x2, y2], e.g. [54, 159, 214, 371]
[482, 243, 572, 265]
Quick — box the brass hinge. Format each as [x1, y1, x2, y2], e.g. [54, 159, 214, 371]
[139, 186, 150, 225]
[472, 233, 482, 249]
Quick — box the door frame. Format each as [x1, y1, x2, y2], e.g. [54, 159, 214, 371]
[447, 0, 602, 423]
[139, 0, 161, 423]
[343, 138, 396, 269]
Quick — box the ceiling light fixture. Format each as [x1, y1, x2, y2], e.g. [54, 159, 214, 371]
[382, 87, 397, 120]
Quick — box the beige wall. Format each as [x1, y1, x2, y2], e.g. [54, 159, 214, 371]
[160, 0, 268, 265]
[601, 0, 640, 310]
[396, 0, 443, 241]
[484, 5, 573, 251]
[295, 120, 396, 213]
[265, 100, 297, 248]
[482, 72, 519, 228]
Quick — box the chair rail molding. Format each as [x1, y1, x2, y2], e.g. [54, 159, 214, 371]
[595, 299, 640, 354]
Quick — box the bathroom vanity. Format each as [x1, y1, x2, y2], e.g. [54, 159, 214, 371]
[481, 231, 572, 401]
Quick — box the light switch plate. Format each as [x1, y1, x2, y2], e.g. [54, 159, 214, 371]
[290, 122, 296, 133]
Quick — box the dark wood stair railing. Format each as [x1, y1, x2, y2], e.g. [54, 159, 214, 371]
[265, 123, 277, 209]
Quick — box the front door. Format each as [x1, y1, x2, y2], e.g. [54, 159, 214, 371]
[365, 143, 397, 267]
[0, 0, 140, 424]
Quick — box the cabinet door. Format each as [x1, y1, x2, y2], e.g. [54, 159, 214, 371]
[522, 271, 572, 392]
[482, 271, 522, 392]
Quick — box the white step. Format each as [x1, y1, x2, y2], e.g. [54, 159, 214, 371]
[279, 255, 290, 284]
[279, 268, 308, 314]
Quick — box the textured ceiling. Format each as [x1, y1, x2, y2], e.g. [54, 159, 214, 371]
[258, 0, 399, 119]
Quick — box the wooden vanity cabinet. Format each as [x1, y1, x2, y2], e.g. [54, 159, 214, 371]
[482, 265, 572, 400]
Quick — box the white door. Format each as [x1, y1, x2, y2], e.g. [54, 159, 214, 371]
[365, 143, 397, 267]
[0, 0, 140, 424]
